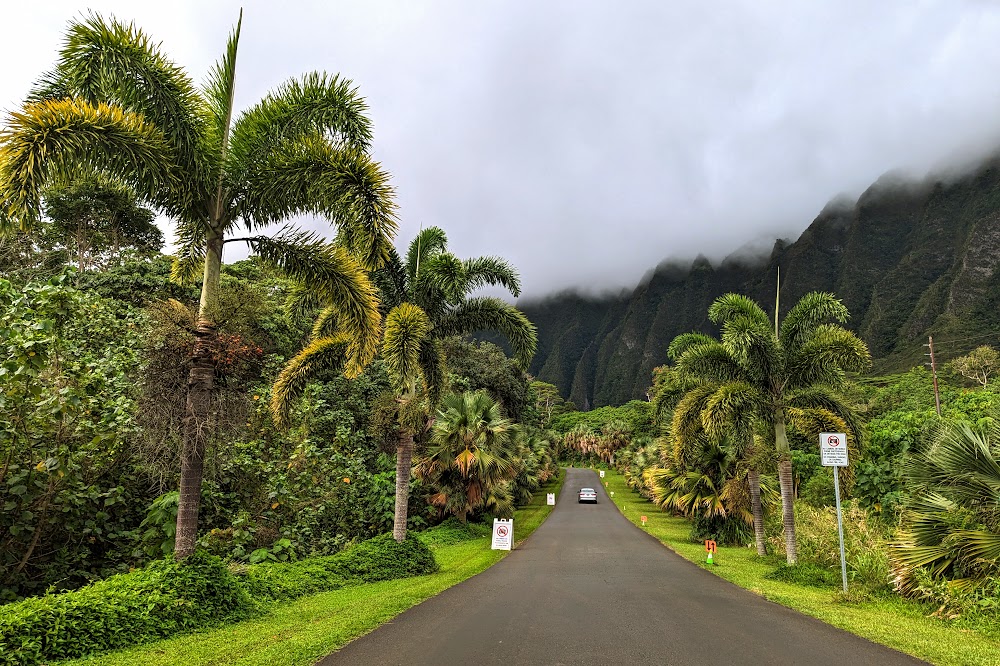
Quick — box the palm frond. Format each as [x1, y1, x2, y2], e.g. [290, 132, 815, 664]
[405, 226, 448, 283]
[434, 297, 537, 369]
[719, 314, 782, 385]
[269, 334, 349, 428]
[384, 302, 432, 391]
[708, 292, 770, 329]
[245, 228, 381, 377]
[779, 291, 849, 351]
[239, 137, 397, 270]
[667, 332, 717, 361]
[0, 98, 175, 228]
[170, 221, 207, 284]
[419, 337, 446, 405]
[202, 10, 242, 218]
[702, 382, 767, 438]
[36, 13, 210, 206]
[462, 256, 521, 297]
[788, 324, 871, 388]
[675, 340, 745, 384]
[229, 71, 373, 169]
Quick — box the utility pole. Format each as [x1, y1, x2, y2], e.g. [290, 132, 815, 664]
[926, 335, 942, 416]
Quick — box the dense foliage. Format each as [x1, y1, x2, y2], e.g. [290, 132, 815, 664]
[0, 534, 436, 666]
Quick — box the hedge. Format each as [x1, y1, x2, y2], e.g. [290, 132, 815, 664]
[0, 533, 437, 666]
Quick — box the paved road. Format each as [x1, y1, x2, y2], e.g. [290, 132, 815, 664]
[319, 468, 924, 666]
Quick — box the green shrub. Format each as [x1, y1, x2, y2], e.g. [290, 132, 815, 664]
[0, 534, 438, 665]
[417, 518, 492, 547]
[0, 552, 252, 665]
[240, 533, 438, 602]
[769, 504, 893, 591]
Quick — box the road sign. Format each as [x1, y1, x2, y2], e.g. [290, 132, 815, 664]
[546, 493, 555, 506]
[599, 470, 605, 478]
[819, 433, 849, 593]
[820, 432, 849, 467]
[491, 518, 513, 550]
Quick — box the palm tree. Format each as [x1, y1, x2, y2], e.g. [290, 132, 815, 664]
[665, 331, 771, 555]
[415, 390, 517, 523]
[272, 225, 536, 541]
[0, 14, 396, 557]
[673, 292, 870, 564]
[890, 419, 1000, 595]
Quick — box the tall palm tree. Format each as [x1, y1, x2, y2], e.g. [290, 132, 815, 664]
[0, 14, 396, 557]
[272, 226, 536, 541]
[673, 292, 869, 564]
[415, 390, 517, 523]
[665, 331, 771, 555]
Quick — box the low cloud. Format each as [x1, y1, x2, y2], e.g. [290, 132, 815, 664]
[5, 2, 1000, 297]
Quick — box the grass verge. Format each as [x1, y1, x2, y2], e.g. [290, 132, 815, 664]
[59, 470, 566, 666]
[597, 467, 1000, 666]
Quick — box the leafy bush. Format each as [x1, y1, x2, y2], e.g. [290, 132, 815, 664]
[0, 533, 438, 665]
[890, 419, 1000, 595]
[0, 552, 252, 665]
[770, 503, 893, 590]
[417, 517, 492, 547]
[240, 533, 437, 602]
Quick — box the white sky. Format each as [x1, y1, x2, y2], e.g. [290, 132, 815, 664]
[5, 1, 1000, 296]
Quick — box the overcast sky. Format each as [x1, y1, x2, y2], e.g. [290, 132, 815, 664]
[4, 1, 1000, 296]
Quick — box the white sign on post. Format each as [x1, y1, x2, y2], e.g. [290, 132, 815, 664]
[819, 432, 850, 593]
[599, 470, 605, 478]
[820, 432, 849, 467]
[546, 493, 555, 506]
[491, 518, 513, 550]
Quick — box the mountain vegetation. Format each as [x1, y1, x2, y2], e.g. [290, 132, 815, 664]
[522, 160, 1000, 408]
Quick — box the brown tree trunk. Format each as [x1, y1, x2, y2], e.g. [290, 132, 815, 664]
[174, 320, 215, 558]
[393, 430, 415, 542]
[748, 468, 766, 557]
[174, 229, 223, 559]
[777, 458, 797, 564]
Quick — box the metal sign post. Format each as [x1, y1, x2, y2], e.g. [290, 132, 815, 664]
[820, 432, 849, 593]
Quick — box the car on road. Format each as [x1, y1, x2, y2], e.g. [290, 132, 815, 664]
[578, 487, 597, 503]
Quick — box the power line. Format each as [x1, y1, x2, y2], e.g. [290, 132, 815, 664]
[931, 331, 1000, 349]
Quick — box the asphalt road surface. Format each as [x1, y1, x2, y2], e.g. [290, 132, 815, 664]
[319, 467, 925, 666]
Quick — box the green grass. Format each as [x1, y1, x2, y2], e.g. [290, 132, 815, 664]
[597, 467, 1000, 666]
[58, 470, 566, 666]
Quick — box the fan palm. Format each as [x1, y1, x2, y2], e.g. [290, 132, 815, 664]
[890, 419, 1000, 595]
[673, 292, 870, 564]
[415, 391, 517, 522]
[0, 14, 396, 556]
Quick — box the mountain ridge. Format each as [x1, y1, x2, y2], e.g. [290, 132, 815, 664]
[517, 157, 1000, 407]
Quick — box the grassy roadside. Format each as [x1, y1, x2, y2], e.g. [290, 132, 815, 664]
[597, 467, 1000, 666]
[59, 470, 566, 666]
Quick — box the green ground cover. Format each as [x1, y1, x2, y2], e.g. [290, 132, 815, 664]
[58, 470, 565, 666]
[597, 468, 1000, 666]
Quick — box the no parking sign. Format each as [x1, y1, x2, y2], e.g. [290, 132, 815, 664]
[491, 518, 513, 550]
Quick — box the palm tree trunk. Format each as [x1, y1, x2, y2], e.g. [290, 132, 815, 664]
[393, 430, 415, 542]
[175, 320, 215, 558]
[774, 413, 798, 564]
[748, 468, 766, 557]
[175, 230, 223, 559]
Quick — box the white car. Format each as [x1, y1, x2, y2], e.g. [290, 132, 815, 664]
[578, 487, 598, 503]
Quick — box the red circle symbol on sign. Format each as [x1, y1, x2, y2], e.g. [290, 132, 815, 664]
[497, 526, 509, 537]
[827, 436, 840, 447]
